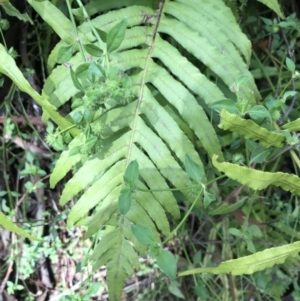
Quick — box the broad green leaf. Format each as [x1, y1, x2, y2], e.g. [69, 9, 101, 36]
[212, 154, 300, 195]
[209, 199, 245, 215]
[124, 160, 139, 185]
[219, 109, 285, 148]
[256, 0, 285, 19]
[107, 19, 127, 52]
[0, 212, 42, 241]
[247, 105, 271, 121]
[250, 145, 271, 164]
[286, 57, 295, 73]
[1, 2, 33, 24]
[75, 63, 91, 78]
[0, 44, 79, 136]
[178, 240, 300, 276]
[118, 187, 132, 215]
[83, 43, 103, 57]
[131, 224, 156, 246]
[283, 118, 300, 131]
[203, 191, 216, 208]
[156, 249, 177, 281]
[228, 228, 242, 237]
[57, 45, 73, 64]
[184, 154, 204, 183]
[209, 99, 238, 114]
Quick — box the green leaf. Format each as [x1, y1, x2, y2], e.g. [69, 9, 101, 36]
[228, 228, 242, 237]
[156, 249, 177, 281]
[209, 199, 245, 215]
[0, 212, 42, 241]
[118, 187, 132, 215]
[124, 160, 139, 186]
[83, 108, 94, 123]
[88, 62, 104, 79]
[283, 118, 300, 131]
[212, 154, 300, 195]
[57, 45, 74, 64]
[286, 57, 295, 73]
[70, 67, 83, 91]
[0, 44, 79, 137]
[83, 43, 103, 57]
[209, 99, 238, 114]
[282, 90, 297, 103]
[203, 191, 216, 208]
[184, 154, 204, 183]
[179, 240, 300, 276]
[69, 146, 81, 156]
[92, 28, 107, 43]
[219, 109, 285, 148]
[72, 111, 83, 124]
[256, 0, 285, 19]
[75, 63, 90, 78]
[131, 224, 156, 246]
[247, 105, 271, 121]
[107, 19, 127, 52]
[250, 145, 271, 164]
[1, 2, 33, 24]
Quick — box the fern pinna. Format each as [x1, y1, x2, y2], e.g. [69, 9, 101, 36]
[0, 0, 263, 299]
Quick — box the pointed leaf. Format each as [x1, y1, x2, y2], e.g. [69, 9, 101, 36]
[209, 199, 245, 215]
[256, 0, 285, 19]
[250, 145, 271, 164]
[107, 19, 127, 52]
[0, 212, 42, 241]
[209, 99, 238, 114]
[156, 249, 177, 281]
[286, 57, 295, 73]
[184, 155, 204, 183]
[247, 105, 271, 121]
[118, 187, 132, 215]
[57, 45, 74, 64]
[131, 224, 156, 246]
[70, 67, 83, 91]
[124, 160, 139, 185]
[203, 191, 216, 208]
[83, 43, 103, 57]
[1, 2, 33, 24]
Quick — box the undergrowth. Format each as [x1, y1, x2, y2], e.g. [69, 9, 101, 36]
[0, 0, 300, 300]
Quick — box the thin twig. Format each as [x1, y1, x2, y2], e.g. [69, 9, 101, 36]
[278, 17, 297, 123]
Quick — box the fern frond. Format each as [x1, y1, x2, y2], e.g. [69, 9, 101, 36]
[179, 240, 300, 276]
[212, 155, 300, 195]
[219, 109, 285, 148]
[23, 1, 262, 299]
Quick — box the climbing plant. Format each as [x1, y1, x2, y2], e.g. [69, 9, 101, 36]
[1, 0, 299, 300]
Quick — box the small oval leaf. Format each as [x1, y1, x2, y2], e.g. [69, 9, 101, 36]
[118, 187, 132, 215]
